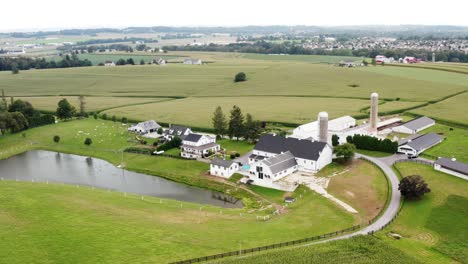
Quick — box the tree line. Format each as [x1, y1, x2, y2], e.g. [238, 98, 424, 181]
[0, 90, 55, 135]
[163, 41, 468, 63]
[0, 54, 92, 72]
[346, 134, 398, 153]
[212, 105, 263, 142]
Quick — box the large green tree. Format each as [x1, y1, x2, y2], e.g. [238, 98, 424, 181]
[399, 175, 431, 200]
[0, 112, 28, 133]
[56, 99, 76, 120]
[334, 143, 356, 163]
[212, 106, 227, 137]
[228, 105, 244, 140]
[8, 99, 36, 118]
[243, 113, 262, 142]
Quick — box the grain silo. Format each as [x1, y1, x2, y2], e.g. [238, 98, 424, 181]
[370, 92, 379, 131]
[318, 112, 329, 143]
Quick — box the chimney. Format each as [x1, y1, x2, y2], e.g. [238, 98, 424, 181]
[370, 92, 379, 132]
[318, 112, 328, 143]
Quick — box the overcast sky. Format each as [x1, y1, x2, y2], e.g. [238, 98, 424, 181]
[2, 0, 468, 31]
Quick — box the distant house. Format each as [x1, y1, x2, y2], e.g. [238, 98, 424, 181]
[397, 133, 443, 156]
[339, 60, 357, 67]
[434, 158, 468, 179]
[183, 58, 202, 65]
[153, 58, 166, 65]
[6, 48, 25, 55]
[210, 158, 239, 178]
[375, 55, 394, 64]
[163, 125, 192, 140]
[392, 116, 435, 134]
[128, 120, 161, 134]
[104, 61, 115, 66]
[181, 133, 220, 159]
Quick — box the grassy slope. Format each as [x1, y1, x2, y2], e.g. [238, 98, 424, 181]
[377, 163, 468, 263]
[214, 236, 421, 264]
[101, 96, 371, 127]
[1, 58, 465, 101]
[0, 182, 355, 264]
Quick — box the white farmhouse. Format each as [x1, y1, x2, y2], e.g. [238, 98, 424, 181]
[128, 120, 161, 134]
[392, 116, 435, 134]
[183, 58, 202, 65]
[181, 133, 220, 159]
[210, 159, 240, 178]
[104, 60, 115, 66]
[397, 133, 443, 156]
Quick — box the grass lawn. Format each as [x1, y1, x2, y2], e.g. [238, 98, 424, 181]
[420, 124, 468, 163]
[377, 163, 468, 263]
[246, 185, 287, 205]
[164, 147, 181, 156]
[219, 139, 254, 156]
[410, 92, 468, 126]
[327, 160, 388, 222]
[0, 181, 356, 263]
[214, 236, 421, 264]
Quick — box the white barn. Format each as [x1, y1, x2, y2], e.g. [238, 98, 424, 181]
[210, 159, 239, 178]
[434, 158, 468, 180]
[181, 133, 220, 159]
[128, 120, 161, 134]
[393, 116, 435, 134]
[183, 58, 202, 65]
[397, 133, 443, 156]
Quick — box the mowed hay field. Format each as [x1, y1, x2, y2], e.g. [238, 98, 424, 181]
[101, 96, 371, 127]
[1, 53, 466, 100]
[410, 92, 468, 125]
[17, 96, 172, 112]
[378, 163, 468, 263]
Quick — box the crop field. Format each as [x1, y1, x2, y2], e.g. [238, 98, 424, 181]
[17, 96, 171, 112]
[243, 53, 362, 64]
[214, 236, 420, 264]
[76, 53, 183, 65]
[377, 100, 427, 113]
[378, 163, 468, 263]
[101, 96, 372, 127]
[1, 55, 465, 101]
[386, 62, 468, 75]
[409, 92, 468, 125]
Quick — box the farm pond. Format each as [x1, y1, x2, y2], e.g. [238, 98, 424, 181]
[0, 150, 242, 208]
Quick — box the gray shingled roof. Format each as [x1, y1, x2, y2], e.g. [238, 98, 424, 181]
[406, 133, 442, 151]
[136, 120, 160, 130]
[398, 134, 422, 146]
[184, 133, 203, 143]
[402, 116, 435, 131]
[211, 158, 236, 168]
[262, 151, 297, 174]
[255, 134, 327, 161]
[164, 125, 190, 137]
[435, 158, 468, 175]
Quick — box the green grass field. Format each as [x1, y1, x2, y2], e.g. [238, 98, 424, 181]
[75, 53, 182, 65]
[378, 163, 468, 263]
[420, 123, 468, 163]
[243, 53, 362, 64]
[0, 181, 355, 263]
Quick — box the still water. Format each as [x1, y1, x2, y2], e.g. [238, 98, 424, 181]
[0, 150, 241, 208]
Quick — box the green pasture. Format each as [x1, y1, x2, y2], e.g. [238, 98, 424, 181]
[420, 123, 468, 163]
[243, 53, 362, 64]
[378, 163, 468, 263]
[76, 53, 181, 65]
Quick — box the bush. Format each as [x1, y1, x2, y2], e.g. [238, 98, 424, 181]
[347, 134, 397, 153]
[234, 72, 246, 82]
[152, 141, 158, 147]
[332, 134, 339, 146]
[230, 154, 236, 159]
[53, 135, 60, 143]
[156, 136, 182, 151]
[93, 113, 98, 120]
[121, 117, 128, 123]
[84, 138, 92, 146]
[235, 152, 240, 157]
[102, 113, 108, 120]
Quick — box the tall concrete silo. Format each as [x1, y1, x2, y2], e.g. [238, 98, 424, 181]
[318, 112, 329, 143]
[370, 92, 379, 131]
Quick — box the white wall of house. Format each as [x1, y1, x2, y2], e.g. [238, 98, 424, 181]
[210, 163, 239, 178]
[183, 135, 215, 147]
